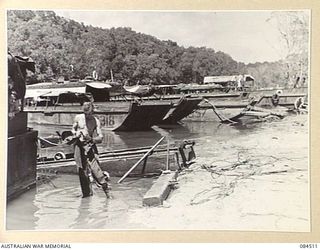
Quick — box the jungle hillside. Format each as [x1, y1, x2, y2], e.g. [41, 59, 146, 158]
[7, 10, 309, 88]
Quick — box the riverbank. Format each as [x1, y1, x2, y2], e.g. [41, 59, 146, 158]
[127, 114, 309, 231]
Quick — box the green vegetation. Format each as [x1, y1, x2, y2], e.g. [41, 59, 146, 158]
[7, 10, 308, 88]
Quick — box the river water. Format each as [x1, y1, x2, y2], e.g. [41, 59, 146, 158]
[6, 113, 309, 231]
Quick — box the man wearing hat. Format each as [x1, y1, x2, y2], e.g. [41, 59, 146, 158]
[72, 102, 110, 198]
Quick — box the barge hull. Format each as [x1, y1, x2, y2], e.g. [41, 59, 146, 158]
[114, 102, 171, 131]
[160, 97, 203, 124]
[26, 101, 171, 131]
[7, 129, 38, 201]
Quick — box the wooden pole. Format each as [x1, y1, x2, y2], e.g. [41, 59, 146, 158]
[166, 137, 170, 171]
[118, 136, 165, 183]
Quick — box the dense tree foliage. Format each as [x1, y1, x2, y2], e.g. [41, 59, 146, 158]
[7, 10, 308, 88]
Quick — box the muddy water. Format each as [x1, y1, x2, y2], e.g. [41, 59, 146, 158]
[6, 114, 309, 230]
[6, 175, 154, 230]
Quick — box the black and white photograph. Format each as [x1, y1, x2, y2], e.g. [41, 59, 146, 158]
[6, 9, 310, 232]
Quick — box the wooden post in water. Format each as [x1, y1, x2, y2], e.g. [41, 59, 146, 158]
[141, 156, 149, 174]
[118, 136, 165, 183]
[165, 136, 170, 172]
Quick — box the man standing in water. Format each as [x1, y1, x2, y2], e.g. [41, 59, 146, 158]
[72, 102, 110, 198]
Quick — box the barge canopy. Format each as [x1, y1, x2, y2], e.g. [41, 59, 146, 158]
[203, 74, 255, 90]
[203, 75, 255, 85]
[26, 81, 112, 102]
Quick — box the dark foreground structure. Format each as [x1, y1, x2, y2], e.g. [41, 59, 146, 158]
[7, 52, 38, 201]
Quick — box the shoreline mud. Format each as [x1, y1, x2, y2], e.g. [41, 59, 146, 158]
[127, 114, 309, 231]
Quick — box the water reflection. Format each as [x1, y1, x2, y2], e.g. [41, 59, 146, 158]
[70, 192, 111, 229]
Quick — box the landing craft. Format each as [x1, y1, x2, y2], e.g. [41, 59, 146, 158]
[25, 79, 173, 131]
[25, 79, 202, 131]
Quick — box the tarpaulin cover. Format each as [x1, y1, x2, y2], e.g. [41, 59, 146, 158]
[85, 81, 112, 89]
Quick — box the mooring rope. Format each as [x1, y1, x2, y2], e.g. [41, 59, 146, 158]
[203, 99, 238, 124]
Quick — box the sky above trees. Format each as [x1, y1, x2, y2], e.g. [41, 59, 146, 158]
[54, 10, 309, 64]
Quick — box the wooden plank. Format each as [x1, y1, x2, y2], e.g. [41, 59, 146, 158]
[37, 146, 178, 166]
[38, 152, 178, 177]
[118, 137, 165, 183]
[143, 171, 178, 206]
